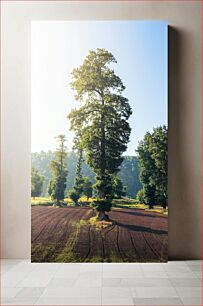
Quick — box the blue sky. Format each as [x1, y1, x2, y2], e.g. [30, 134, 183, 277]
[31, 20, 168, 155]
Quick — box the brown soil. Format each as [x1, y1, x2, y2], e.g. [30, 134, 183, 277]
[31, 206, 168, 262]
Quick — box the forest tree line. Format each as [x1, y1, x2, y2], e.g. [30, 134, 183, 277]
[31, 151, 142, 198]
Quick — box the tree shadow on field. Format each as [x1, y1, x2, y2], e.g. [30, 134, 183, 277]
[116, 209, 166, 219]
[115, 221, 167, 235]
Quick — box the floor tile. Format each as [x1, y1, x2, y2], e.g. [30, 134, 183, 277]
[17, 272, 55, 287]
[124, 277, 171, 287]
[1, 259, 202, 306]
[15, 287, 45, 298]
[140, 263, 165, 272]
[2, 265, 15, 274]
[103, 263, 142, 272]
[170, 277, 202, 287]
[102, 277, 123, 287]
[54, 270, 80, 278]
[186, 260, 202, 266]
[193, 271, 202, 279]
[102, 297, 134, 305]
[180, 296, 202, 305]
[79, 271, 102, 278]
[2, 287, 22, 299]
[133, 297, 183, 305]
[2, 273, 30, 287]
[75, 277, 102, 287]
[47, 277, 76, 288]
[102, 287, 132, 298]
[103, 270, 144, 278]
[175, 287, 202, 298]
[35, 297, 102, 305]
[166, 261, 187, 266]
[189, 265, 202, 272]
[3, 297, 39, 305]
[164, 265, 192, 272]
[80, 263, 103, 272]
[135, 286, 178, 298]
[166, 271, 197, 278]
[143, 271, 168, 278]
[41, 287, 101, 298]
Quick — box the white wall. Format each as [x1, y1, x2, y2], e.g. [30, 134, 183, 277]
[1, 1, 202, 259]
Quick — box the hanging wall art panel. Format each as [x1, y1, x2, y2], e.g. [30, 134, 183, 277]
[31, 21, 168, 262]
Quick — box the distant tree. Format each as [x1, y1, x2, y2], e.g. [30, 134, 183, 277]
[137, 126, 168, 209]
[68, 48, 132, 220]
[143, 185, 156, 209]
[112, 175, 126, 198]
[73, 147, 85, 201]
[82, 177, 93, 200]
[68, 132, 85, 205]
[31, 167, 44, 199]
[68, 189, 80, 206]
[48, 135, 68, 206]
[118, 156, 142, 198]
[135, 188, 145, 204]
[148, 126, 168, 208]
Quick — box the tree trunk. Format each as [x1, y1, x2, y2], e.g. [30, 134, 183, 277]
[97, 211, 110, 221]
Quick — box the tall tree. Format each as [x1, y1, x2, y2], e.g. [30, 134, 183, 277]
[112, 175, 126, 198]
[48, 135, 68, 206]
[74, 147, 84, 197]
[137, 126, 168, 208]
[82, 177, 93, 200]
[31, 167, 44, 199]
[68, 48, 132, 220]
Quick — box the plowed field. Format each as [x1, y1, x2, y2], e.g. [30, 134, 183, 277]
[31, 206, 168, 262]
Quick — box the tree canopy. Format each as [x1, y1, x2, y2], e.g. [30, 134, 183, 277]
[137, 125, 168, 208]
[68, 49, 132, 219]
[31, 167, 44, 198]
[48, 135, 68, 205]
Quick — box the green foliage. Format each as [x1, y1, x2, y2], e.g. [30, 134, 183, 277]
[93, 174, 113, 200]
[90, 199, 112, 212]
[32, 152, 141, 198]
[118, 156, 142, 197]
[137, 126, 168, 208]
[136, 188, 145, 204]
[82, 177, 93, 200]
[68, 189, 80, 205]
[68, 48, 132, 214]
[31, 167, 44, 198]
[72, 148, 85, 197]
[48, 135, 68, 204]
[143, 185, 156, 209]
[112, 175, 126, 198]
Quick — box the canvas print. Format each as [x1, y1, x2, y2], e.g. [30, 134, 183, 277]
[31, 21, 168, 262]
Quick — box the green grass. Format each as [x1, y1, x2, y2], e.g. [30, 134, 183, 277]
[56, 222, 81, 262]
[86, 256, 104, 263]
[31, 243, 56, 262]
[89, 216, 113, 229]
[31, 197, 168, 216]
[79, 219, 88, 226]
